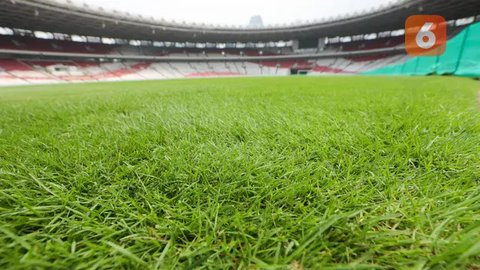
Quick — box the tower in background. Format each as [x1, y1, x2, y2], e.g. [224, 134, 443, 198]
[248, 15, 264, 28]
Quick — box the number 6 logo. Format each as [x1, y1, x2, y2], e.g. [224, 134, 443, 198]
[406, 15, 446, 56]
[416, 23, 436, 49]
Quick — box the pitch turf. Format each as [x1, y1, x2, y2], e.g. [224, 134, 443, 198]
[0, 77, 479, 269]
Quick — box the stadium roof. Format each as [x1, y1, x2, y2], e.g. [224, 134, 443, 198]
[1, 0, 479, 42]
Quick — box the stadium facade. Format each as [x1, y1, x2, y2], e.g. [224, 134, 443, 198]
[0, 0, 479, 85]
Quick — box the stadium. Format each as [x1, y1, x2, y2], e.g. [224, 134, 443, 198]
[0, 0, 479, 268]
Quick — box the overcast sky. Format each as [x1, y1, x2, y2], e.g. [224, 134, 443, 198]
[75, 0, 386, 26]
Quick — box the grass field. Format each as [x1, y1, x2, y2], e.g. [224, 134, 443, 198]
[0, 76, 479, 269]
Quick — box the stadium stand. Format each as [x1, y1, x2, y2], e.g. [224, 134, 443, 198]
[0, 0, 479, 85]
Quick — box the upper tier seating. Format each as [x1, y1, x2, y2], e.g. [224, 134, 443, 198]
[0, 36, 114, 54]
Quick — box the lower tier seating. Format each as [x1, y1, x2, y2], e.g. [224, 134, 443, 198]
[0, 55, 406, 86]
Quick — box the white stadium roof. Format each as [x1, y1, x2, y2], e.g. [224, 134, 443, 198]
[1, 0, 479, 42]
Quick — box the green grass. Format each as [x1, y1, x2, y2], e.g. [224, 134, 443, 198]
[0, 76, 479, 269]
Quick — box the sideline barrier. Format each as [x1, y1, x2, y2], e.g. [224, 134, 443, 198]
[364, 22, 480, 77]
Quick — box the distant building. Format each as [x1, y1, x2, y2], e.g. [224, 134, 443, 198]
[248, 15, 264, 28]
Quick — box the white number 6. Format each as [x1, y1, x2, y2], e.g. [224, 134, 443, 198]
[416, 22, 436, 49]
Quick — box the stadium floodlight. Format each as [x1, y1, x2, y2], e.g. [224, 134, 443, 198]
[391, 29, 405, 36]
[456, 17, 475, 26]
[0, 27, 14, 35]
[101, 37, 115, 44]
[364, 33, 377, 40]
[34, 31, 52, 39]
[70, 35, 87, 42]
